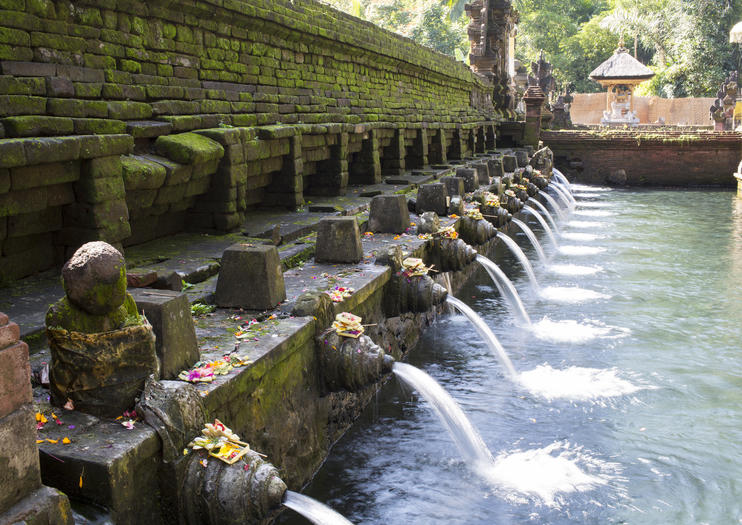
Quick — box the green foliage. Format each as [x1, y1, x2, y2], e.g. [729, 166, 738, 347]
[321, 0, 468, 59]
[191, 302, 216, 316]
[411, 4, 468, 57]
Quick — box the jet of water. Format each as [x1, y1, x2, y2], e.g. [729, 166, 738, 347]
[446, 296, 518, 378]
[552, 168, 572, 192]
[551, 183, 574, 208]
[475, 255, 531, 325]
[283, 491, 355, 525]
[541, 192, 567, 221]
[496, 232, 540, 291]
[524, 205, 558, 247]
[553, 182, 577, 206]
[393, 362, 495, 465]
[529, 198, 561, 233]
[512, 218, 547, 265]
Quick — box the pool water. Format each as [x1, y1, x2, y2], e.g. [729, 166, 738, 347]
[280, 187, 742, 524]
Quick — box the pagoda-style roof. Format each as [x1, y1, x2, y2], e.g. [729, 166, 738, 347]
[589, 47, 654, 83]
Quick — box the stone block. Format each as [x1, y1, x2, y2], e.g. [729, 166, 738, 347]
[78, 134, 133, 159]
[215, 244, 286, 310]
[448, 196, 465, 216]
[416, 183, 448, 216]
[472, 161, 490, 185]
[441, 176, 464, 196]
[122, 155, 167, 190]
[24, 136, 81, 165]
[368, 194, 410, 234]
[0, 405, 42, 511]
[515, 149, 529, 167]
[417, 211, 439, 234]
[487, 157, 504, 178]
[63, 199, 129, 229]
[0, 340, 31, 419]
[129, 290, 200, 380]
[83, 155, 122, 179]
[455, 167, 478, 192]
[0, 138, 26, 168]
[75, 175, 125, 204]
[38, 418, 161, 525]
[155, 132, 224, 165]
[7, 206, 62, 237]
[125, 120, 173, 138]
[1, 115, 74, 137]
[502, 154, 517, 173]
[315, 217, 363, 264]
[10, 160, 80, 190]
[0, 485, 73, 525]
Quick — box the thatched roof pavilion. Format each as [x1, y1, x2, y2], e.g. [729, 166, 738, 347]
[590, 42, 655, 124]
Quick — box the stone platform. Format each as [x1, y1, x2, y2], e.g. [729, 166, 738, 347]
[7, 147, 550, 523]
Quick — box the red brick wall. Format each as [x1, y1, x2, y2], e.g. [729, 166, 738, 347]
[543, 130, 742, 186]
[0, 311, 41, 513]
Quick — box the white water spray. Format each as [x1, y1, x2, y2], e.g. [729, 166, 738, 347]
[476, 255, 531, 325]
[529, 198, 561, 233]
[512, 218, 547, 265]
[524, 205, 558, 246]
[496, 232, 539, 290]
[446, 296, 518, 378]
[283, 491, 355, 525]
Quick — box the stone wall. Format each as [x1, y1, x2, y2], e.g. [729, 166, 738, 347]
[0, 0, 499, 281]
[543, 130, 742, 186]
[570, 93, 716, 126]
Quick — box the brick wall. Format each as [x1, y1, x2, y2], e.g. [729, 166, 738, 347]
[0, 0, 501, 280]
[0, 311, 40, 511]
[543, 130, 742, 186]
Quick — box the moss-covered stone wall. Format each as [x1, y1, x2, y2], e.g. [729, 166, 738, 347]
[0, 0, 499, 281]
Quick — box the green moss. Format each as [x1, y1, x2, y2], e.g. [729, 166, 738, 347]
[46, 291, 140, 334]
[1, 116, 74, 137]
[155, 132, 225, 164]
[119, 58, 141, 73]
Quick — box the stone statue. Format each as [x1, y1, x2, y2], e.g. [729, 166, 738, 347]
[710, 71, 738, 130]
[46, 241, 160, 417]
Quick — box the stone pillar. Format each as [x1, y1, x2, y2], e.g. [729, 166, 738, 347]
[382, 128, 405, 175]
[485, 123, 497, 150]
[0, 312, 73, 524]
[349, 129, 381, 184]
[266, 133, 304, 209]
[475, 127, 486, 153]
[313, 132, 349, 196]
[407, 128, 428, 169]
[522, 84, 546, 148]
[428, 127, 448, 165]
[448, 128, 463, 161]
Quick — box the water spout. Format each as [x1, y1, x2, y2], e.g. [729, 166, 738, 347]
[554, 182, 577, 206]
[524, 205, 558, 246]
[445, 297, 517, 379]
[552, 168, 572, 192]
[475, 255, 531, 325]
[393, 362, 495, 464]
[541, 192, 567, 221]
[529, 198, 561, 233]
[511, 218, 547, 265]
[496, 232, 540, 291]
[553, 181, 577, 205]
[283, 491, 355, 525]
[551, 184, 573, 208]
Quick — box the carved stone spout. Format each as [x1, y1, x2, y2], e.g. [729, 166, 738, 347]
[317, 332, 395, 392]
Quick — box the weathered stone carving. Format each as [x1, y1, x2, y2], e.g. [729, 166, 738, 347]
[466, 0, 519, 115]
[46, 242, 160, 417]
[317, 332, 394, 392]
